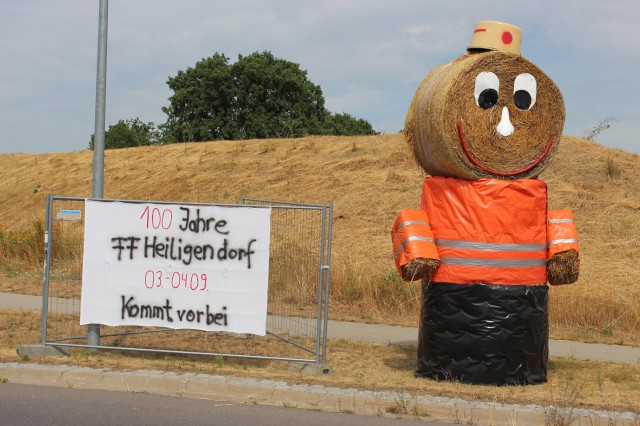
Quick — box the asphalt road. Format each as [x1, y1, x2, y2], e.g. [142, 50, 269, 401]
[0, 383, 451, 426]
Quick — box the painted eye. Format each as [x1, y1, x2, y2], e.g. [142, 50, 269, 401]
[513, 73, 537, 110]
[474, 72, 499, 109]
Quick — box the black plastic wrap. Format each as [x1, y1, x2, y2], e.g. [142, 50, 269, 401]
[416, 282, 549, 386]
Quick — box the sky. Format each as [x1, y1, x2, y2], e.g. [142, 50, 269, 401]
[1, 0, 639, 154]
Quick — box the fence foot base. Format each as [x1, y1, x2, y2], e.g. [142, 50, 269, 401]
[16, 345, 69, 358]
[216, 332, 252, 339]
[288, 361, 332, 376]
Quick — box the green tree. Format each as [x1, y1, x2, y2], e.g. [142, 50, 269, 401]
[321, 112, 377, 136]
[229, 51, 325, 139]
[162, 53, 233, 142]
[89, 118, 159, 150]
[162, 51, 376, 141]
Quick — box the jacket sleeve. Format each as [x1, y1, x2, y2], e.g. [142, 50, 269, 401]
[547, 210, 579, 259]
[391, 209, 440, 277]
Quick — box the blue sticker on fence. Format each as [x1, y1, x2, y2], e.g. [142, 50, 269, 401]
[56, 209, 82, 221]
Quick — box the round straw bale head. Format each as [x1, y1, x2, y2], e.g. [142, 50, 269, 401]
[405, 51, 565, 179]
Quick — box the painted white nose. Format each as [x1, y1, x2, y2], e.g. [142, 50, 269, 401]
[496, 106, 514, 137]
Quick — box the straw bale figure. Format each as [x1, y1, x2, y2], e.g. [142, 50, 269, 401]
[391, 21, 580, 385]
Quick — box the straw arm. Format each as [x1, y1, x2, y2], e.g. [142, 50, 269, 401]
[547, 249, 580, 285]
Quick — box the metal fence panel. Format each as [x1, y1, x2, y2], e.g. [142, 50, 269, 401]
[42, 195, 332, 364]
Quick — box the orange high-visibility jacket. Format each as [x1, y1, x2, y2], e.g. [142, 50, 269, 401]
[391, 177, 579, 285]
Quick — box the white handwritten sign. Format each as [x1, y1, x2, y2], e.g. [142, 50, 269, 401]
[80, 200, 271, 335]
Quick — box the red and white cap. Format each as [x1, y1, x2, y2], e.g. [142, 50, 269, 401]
[467, 20, 522, 55]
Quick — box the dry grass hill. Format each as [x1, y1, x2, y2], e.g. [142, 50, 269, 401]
[1, 134, 639, 345]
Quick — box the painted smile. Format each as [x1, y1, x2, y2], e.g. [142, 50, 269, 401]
[457, 122, 555, 177]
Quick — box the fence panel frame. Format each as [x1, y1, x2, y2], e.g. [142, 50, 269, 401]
[41, 194, 333, 365]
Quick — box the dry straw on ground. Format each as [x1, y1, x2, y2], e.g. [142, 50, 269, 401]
[1, 133, 640, 345]
[1, 310, 640, 416]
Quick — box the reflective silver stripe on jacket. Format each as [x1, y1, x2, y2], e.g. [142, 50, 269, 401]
[395, 220, 431, 232]
[441, 257, 547, 268]
[435, 239, 546, 252]
[549, 238, 578, 246]
[394, 236, 434, 260]
[548, 219, 574, 224]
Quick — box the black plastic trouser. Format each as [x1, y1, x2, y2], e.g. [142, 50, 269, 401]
[416, 282, 549, 386]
